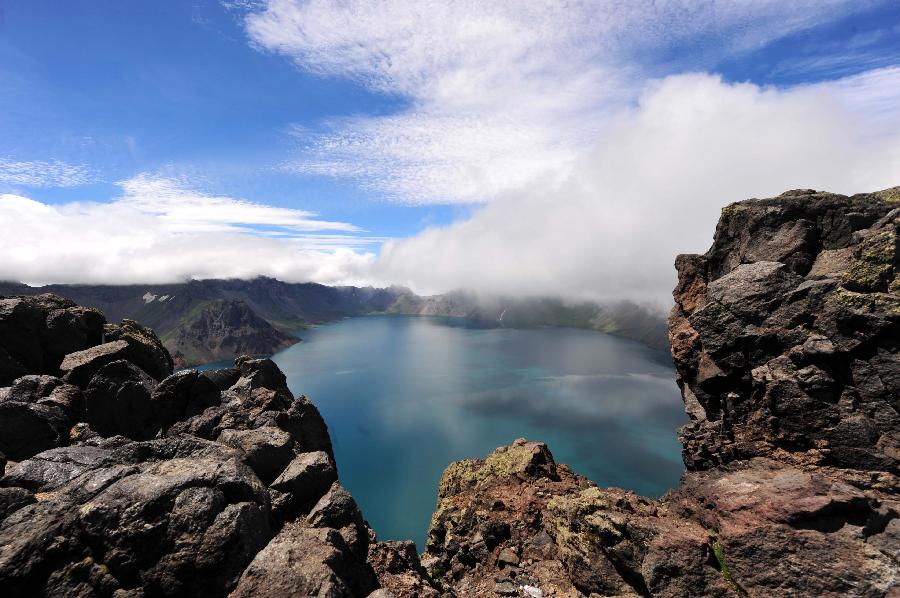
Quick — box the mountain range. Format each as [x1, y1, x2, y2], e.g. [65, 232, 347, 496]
[0, 279, 668, 366]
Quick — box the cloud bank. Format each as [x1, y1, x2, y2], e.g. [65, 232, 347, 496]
[372, 69, 900, 303]
[0, 175, 375, 285]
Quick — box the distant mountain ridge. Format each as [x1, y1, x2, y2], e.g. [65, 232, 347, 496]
[0, 278, 668, 365]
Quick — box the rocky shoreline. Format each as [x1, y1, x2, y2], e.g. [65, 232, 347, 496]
[1, 187, 898, 597]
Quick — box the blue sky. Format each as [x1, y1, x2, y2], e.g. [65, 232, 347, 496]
[0, 1, 467, 235]
[1, 1, 899, 298]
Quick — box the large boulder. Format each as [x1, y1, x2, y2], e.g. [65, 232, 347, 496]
[217, 426, 294, 485]
[269, 450, 337, 520]
[151, 369, 221, 430]
[83, 360, 158, 439]
[103, 319, 174, 381]
[0, 294, 105, 385]
[59, 340, 131, 388]
[4, 375, 84, 420]
[0, 437, 272, 597]
[232, 522, 378, 598]
[0, 401, 70, 461]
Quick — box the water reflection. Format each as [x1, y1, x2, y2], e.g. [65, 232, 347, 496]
[270, 315, 687, 549]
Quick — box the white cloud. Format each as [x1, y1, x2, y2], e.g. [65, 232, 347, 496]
[0, 158, 95, 188]
[246, 0, 878, 204]
[0, 175, 376, 285]
[372, 70, 900, 303]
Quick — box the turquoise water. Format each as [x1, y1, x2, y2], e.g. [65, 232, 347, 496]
[254, 315, 686, 549]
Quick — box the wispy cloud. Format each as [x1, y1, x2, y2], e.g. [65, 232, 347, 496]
[0, 175, 375, 285]
[0, 158, 96, 189]
[245, 0, 880, 204]
[117, 173, 360, 234]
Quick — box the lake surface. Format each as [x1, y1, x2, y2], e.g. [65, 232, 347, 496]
[266, 316, 686, 549]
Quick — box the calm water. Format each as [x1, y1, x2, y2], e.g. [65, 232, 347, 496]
[240, 315, 685, 549]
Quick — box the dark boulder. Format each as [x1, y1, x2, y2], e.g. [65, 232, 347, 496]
[202, 366, 242, 391]
[0, 438, 272, 597]
[84, 360, 158, 439]
[103, 319, 174, 381]
[234, 356, 287, 392]
[0, 401, 69, 461]
[60, 340, 131, 388]
[151, 369, 221, 431]
[0, 486, 34, 520]
[217, 426, 294, 485]
[309, 482, 371, 558]
[5, 375, 84, 420]
[269, 450, 337, 520]
[2, 445, 111, 492]
[0, 294, 105, 385]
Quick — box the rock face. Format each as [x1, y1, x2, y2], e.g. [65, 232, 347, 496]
[165, 299, 299, 368]
[0, 294, 104, 385]
[0, 295, 435, 597]
[424, 188, 900, 598]
[670, 188, 899, 472]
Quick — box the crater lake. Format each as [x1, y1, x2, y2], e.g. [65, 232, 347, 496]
[267, 315, 687, 549]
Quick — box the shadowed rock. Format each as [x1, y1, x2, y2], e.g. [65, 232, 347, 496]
[84, 359, 158, 439]
[0, 294, 105, 385]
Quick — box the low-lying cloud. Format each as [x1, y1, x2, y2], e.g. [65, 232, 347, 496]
[0, 175, 376, 286]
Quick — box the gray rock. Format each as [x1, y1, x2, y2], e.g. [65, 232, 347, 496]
[103, 319, 173, 381]
[218, 426, 294, 484]
[270, 450, 335, 504]
[151, 369, 221, 430]
[60, 340, 131, 388]
[0, 294, 105, 385]
[2, 445, 110, 492]
[84, 360, 158, 439]
[232, 522, 377, 598]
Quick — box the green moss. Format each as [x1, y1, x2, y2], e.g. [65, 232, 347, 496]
[708, 530, 747, 596]
[874, 186, 900, 203]
[711, 537, 730, 580]
[833, 289, 900, 315]
[437, 439, 542, 498]
[842, 230, 897, 292]
[720, 203, 744, 219]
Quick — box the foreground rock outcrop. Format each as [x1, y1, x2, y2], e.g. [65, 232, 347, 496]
[423, 188, 899, 597]
[0, 295, 435, 597]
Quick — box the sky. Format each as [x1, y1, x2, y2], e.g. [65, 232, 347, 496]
[1, 0, 899, 304]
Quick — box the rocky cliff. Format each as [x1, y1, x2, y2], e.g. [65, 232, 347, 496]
[1, 187, 897, 597]
[163, 299, 299, 369]
[421, 188, 900, 597]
